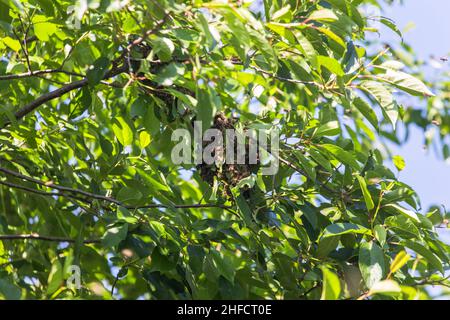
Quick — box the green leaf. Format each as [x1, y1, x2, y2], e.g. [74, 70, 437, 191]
[322, 223, 370, 238]
[294, 32, 317, 61]
[343, 41, 361, 74]
[47, 259, 63, 295]
[377, 68, 434, 97]
[211, 249, 236, 284]
[102, 223, 128, 248]
[112, 117, 133, 147]
[317, 236, 340, 258]
[393, 155, 406, 171]
[139, 131, 151, 149]
[271, 5, 292, 21]
[359, 241, 387, 289]
[373, 225, 387, 247]
[234, 194, 255, 228]
[356, 175, 374, 210]
[317, 55, 345, 77]
[369, 280, 401, 296]
[32, 15, 58, 41]
[1, 36, 21, 51]
[294, 151, 316, 181]
[379, 17, 403, 41]
[309, 9, 339, 22]
[154, 63, 185, 86]
[150, 247, 176, 272]
[360, 81, 399, 129]
[353, 97, 379, 129]
[385, 204, 420, 223]
[309, 147, 332, 172]
[0, 278, 21, 300]
[402, 240, 444, 274]
[318, 144, 360, 170]
[315, 120, 340, 137]
[320, 266, 341, 300]
[117, 207, 139, 224]
[117, 187, 143, 203]
[426, 209, 443, 226]
[87, 57, 110, 86]
[249, 29, 278, 72]
[316, 27, 346, 48]
[385, 215, 420, 238]
[149, 221, 167, 240]
[0, 241, 12, 273]
[196, 86, 220, 133]
[266, 22, 297, 44]
[389, 251, 410, 275]
[380, 60, 405, 71]
[150, 36, 175, 62]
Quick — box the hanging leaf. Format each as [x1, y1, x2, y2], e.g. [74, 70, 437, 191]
[353, 97, 379, 130]
[139, 131, 151, 149]
[393, 155, 406, 171]
[318, 144, 360, 170]
[389, 251, 411, 276]
[360, 81, 399, 129]
[322, 223, 370, 238]
[359, 241, 387, 289]
[402, 240, 444, 274]
[356, 175, 375, 210]
[320, 266, 341, 300]
[377, 68, 434, 97]
[112, 117, 133, 147]
[102, 223, 129, 248]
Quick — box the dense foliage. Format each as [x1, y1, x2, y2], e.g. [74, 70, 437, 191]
[0, 0, 449, 300]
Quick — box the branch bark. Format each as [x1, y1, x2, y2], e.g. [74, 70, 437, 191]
[0, 233, 100, 243]
[1, 15, 169, 128]
[0, 69, 85, 81]
[9, 65, 128, 126]
[0, 166, 231, 211]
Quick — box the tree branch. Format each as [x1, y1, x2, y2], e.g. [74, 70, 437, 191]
[9, 65, 128, 125]
[248, 64, 324, 88]
[1, 15, 169, 128]
[0, 69, 85, 81]
[0, 166, 231, 211]
[14, 79, 88, 121]
[0, 179, 89, 204]
[0, 233, 100, 243]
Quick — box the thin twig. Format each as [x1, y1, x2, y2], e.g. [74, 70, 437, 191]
[0, 179, 88, 204]
[13, 17, 32, 73]
[1, 16, 169, 128]
[0, 233, 100, 243]
[0, 69, 85, 81]
[0, 166, 231, 210]
[248, 65, 324, 88]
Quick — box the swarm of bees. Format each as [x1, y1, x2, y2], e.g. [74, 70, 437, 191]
[126, 40, 260, 199]
[197, 113, 260, 199]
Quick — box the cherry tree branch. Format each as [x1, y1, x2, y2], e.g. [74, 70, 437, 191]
[1, 15, 169, 128]
[0, 233, 100, 243]
[0, 69, 85, 81]
[0, 166, 231, 211]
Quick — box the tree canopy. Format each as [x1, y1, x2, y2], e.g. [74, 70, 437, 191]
[0, 0, 449, 300]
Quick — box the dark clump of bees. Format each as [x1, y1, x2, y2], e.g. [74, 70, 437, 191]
[127, 39, 260, 200]
[197, 113, 261, 199]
